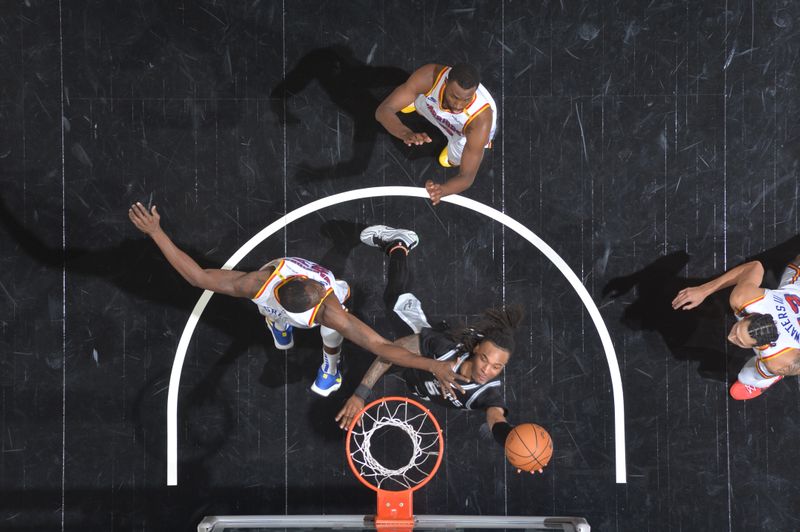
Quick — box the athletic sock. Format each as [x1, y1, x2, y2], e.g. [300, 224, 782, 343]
[322, 348, 341, 374]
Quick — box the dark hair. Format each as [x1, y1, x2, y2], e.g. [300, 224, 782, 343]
[449, 63, 480, 90]
[450, 305, 524, 355]
[277, 278, 322, 313]
[746, 313, 778, 346]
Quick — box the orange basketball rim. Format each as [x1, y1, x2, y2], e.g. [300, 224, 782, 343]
[346, 396, 444, 532]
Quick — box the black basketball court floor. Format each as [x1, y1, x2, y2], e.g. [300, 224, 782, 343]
[2, 1, 799, 530]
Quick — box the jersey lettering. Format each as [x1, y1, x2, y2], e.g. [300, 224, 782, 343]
[423, 381, 439, 396]
[421, 380, 463, 407]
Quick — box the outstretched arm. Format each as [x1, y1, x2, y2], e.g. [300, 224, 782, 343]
[128, 203, 267, 298]
[335, 334, 420, 429]
[375, 64, 438, 146]
[317, 302, 467, 393]
[425, 111, 491, 205]
[671, 260, 765, 311]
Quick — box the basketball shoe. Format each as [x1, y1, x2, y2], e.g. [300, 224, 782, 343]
[729, 376, 783, 400]
[311, 366, 342, 397]
[265, 317, 294, 350]
[360, 225, 419, 254]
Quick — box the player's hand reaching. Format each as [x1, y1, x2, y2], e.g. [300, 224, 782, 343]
[425, 180, 444, 206]
[335, 396, 365, 430]
[401, 131, 432, 146]
[671, 285, 709, 310]
[128, 202, 163, 236]
[516, 467, 544, 475]
[428, 359, 468, 398]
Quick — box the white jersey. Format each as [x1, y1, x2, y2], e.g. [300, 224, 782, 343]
[251, 257, 350, 329]
[413, 66, 497, 148]
[737, 281, 800, 362]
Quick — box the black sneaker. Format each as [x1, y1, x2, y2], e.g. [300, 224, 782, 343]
[359, 225, 419, 254]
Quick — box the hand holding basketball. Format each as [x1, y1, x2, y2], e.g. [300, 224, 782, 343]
[505, 423, 552, 474]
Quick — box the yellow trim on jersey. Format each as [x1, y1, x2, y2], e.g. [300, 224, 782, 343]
[253, 259, 285, 299]
[463, 102, 490, 131]
[736, 294, 765, 315]
[789, 263, 800, 283]
[761, 347, 793, 362]
[426, 67, 448, 97]
[308, 287, 334, 326]
[437, 81, 447, 111]
[436, 80, 478, 115]
[272, 275, 308, 305]
[756, 360, 774, 379]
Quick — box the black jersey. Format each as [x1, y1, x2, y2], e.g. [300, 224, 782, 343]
[403, 328, 507, 414]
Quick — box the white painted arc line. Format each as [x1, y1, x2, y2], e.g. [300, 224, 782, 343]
[166, 186, 627, 485]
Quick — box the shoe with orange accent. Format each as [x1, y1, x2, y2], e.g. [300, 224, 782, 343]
[729, 376, 783, 400]
[360, 225, 418, 254]
[438, 147, 452, 168]
[400, 103, 416, 114]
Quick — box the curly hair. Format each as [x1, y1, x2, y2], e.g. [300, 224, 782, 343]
[449, 304, 524, 355]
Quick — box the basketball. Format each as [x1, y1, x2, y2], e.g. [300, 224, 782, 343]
[504, 423, 552, 472]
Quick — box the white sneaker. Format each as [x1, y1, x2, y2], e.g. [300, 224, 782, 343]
[360, 225, 419, 254]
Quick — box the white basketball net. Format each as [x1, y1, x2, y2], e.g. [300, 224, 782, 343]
[349, 399, 441, 491]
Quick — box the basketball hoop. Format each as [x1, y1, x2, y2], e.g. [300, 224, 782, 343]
[346, 397, 444, 532]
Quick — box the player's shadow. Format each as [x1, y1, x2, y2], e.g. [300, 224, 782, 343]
[270, 46, 439, 184]
[603, 237, 800, 381]
[0, 194, 339, 445]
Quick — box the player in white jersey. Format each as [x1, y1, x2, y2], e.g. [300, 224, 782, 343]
[672, 258, 800, 400]
[127, 202, 467, 397]
[376, 63, 496, 205]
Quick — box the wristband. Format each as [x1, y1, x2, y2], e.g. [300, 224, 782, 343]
[491, 421, 515, 446]
[354, 384, 372, 401]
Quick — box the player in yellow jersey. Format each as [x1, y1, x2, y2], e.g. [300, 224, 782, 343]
[376, 63, 497, 205]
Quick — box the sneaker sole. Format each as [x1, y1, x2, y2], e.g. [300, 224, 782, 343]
[272, 339, 294, 350]
[310, 381, 342, 397]
[360, 225, 419, 250]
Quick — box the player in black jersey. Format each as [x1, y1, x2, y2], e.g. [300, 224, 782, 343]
[336, 225, 539, 472]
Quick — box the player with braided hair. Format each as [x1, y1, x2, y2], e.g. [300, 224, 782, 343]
[672, 257, 800, 400]
[336, 225, 541, 473]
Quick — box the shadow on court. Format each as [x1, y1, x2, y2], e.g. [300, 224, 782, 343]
[270, 46, 441, 184]
[603, 237, 800, 382]
[0, 195, 387, 450]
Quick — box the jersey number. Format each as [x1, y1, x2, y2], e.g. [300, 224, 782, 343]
[785, 294, 800, 314]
